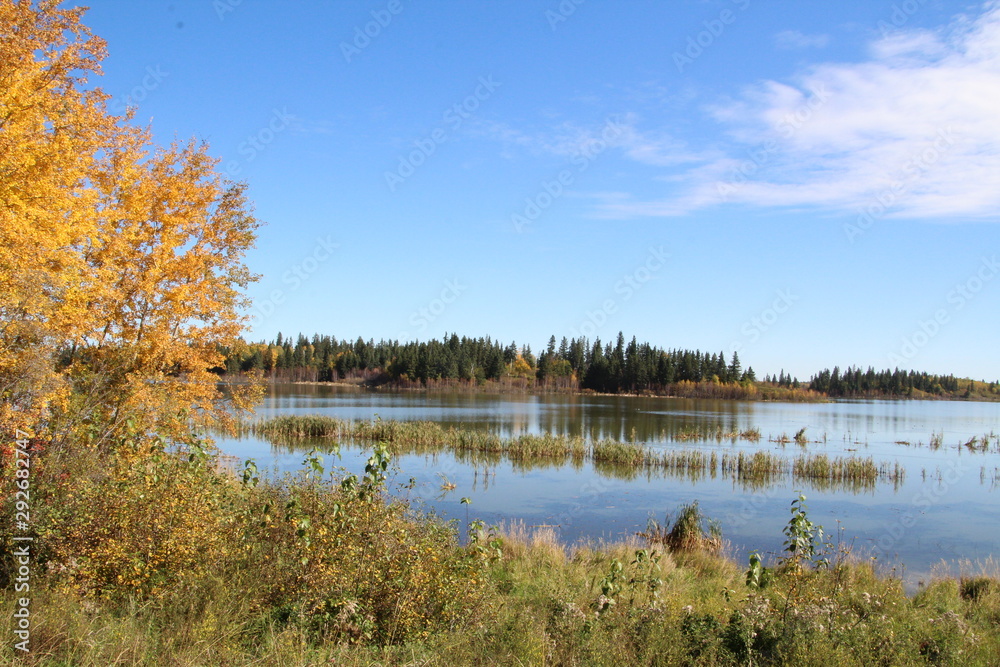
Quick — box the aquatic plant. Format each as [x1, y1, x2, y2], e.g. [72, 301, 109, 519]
[238, 415, 908, 492]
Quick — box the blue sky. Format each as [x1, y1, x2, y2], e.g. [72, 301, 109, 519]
[76, 0, 1000, 381]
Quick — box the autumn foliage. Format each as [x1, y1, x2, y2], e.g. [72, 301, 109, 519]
[0, 0, 261, 449]
[0, 0, 271, 609]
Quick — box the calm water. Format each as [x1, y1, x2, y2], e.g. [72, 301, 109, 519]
[215, 384, 1000, 589]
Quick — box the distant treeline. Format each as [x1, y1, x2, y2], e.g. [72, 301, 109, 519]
[216, 332, 999, 400]
[218, 332, 757, 394]
[807, 366, 993, 399]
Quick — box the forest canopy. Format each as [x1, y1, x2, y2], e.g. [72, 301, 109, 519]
[218, 332, 999, 401]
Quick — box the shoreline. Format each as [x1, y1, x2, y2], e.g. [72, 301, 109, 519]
[240, 378, 1000, 403]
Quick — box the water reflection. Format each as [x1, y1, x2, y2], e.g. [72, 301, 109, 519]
[251, 384, 1000, 453]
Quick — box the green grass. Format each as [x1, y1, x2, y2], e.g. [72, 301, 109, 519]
[8, 498, 1000, 666]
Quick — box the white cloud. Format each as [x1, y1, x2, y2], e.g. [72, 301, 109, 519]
[775, 30, 830, 49]
[597, 1, 1000, 221]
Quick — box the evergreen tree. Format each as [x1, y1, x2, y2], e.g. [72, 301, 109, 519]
[728, 351, 741, 382]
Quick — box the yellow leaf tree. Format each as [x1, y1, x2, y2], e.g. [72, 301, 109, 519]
[0, 1, 262, 449]
[0, 0, 112, 436]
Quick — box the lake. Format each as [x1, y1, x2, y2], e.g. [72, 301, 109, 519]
[214, 383, 1000, 589]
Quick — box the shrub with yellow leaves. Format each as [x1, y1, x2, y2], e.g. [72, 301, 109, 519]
[39, 433, 236, 601]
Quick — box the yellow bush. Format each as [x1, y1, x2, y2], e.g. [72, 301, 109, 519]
[44, 437, 237, 600]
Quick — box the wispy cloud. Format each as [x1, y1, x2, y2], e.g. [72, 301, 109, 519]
[596, 1, 1000, 221]
[476, 113, 710, 167]
[775, 29, 830, 49]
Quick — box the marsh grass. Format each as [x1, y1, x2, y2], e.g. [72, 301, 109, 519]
[961, 431, 1000, 452]
[771, 432, 792, 445]
[904, 431, 998, 454]
[983, 466, 1000, 486]
[638, 501, 723, 555]
[246, 416, 769, 450]
[243, 415, 906, 491]
[930, 431, 945, 450]
[673, 426, 762, 443]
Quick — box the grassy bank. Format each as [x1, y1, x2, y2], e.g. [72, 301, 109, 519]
[2, 432, 998, 665]
[238, 415, 905, 491]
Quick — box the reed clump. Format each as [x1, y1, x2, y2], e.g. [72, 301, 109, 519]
[930, 431, 944, 450]
[962, 432, 1000, 452]
[592, 439, 648, 467]
[639, 501, 723, 554]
